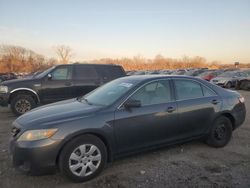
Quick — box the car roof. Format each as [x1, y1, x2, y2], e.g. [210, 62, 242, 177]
[72, 63, 122, 67]
[124, 74, 197, 82]
[55, 63, 122, 67]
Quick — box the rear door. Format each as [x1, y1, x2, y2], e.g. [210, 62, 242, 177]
[71, 64, 101, 98]
[173, 79, 221, 138]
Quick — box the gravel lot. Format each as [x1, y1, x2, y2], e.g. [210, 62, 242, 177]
[0, 91, 250, 188]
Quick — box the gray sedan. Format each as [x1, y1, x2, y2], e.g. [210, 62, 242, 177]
[10, 75, 246, 182]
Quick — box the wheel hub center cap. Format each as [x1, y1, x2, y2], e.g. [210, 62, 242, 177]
[81, 158, 88, 163]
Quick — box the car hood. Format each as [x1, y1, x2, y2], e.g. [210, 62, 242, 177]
[15, 99, 103, 129]
[1, 77, 38, 85]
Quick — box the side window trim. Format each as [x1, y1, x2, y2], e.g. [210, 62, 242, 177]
[117, 78, 172, 110]
[173, 78, 217, 102]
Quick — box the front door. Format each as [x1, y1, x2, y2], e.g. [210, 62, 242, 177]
[114, 79, 179, 154]
[40, 65, 73, 104]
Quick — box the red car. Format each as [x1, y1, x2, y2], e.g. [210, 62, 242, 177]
[199, 70, 223, 81]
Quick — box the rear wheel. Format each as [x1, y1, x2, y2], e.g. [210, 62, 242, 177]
[59, 135, 107, 182]
[206, 116, 232, 148]
[10, 95, 36, 116]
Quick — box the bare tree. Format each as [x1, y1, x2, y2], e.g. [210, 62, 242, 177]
[54, 45, 72, 64]
[0, 44, 56, 73]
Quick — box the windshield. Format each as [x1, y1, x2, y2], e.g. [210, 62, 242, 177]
[34, 66, 55, 78]
[83, 78, 139, 106]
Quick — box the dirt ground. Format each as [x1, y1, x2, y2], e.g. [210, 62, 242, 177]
[0, 91, 250, 188]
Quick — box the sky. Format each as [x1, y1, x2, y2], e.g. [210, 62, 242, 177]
[0, 0, 249, 63]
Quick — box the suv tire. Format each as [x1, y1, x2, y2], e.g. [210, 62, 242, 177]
[10, 95, 36, 116]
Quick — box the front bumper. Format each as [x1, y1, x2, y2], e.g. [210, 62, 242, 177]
[9, 137, 63, 174]
[0, 93, 9, 106]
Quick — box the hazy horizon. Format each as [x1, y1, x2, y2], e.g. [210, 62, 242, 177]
[0, 0, 250, 64]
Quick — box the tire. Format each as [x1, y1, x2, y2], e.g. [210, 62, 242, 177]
[206, 116, 232, 148]
[225, 81, 232, 89]
[10, 95, 36, 116]
[59, 134, 107, 182]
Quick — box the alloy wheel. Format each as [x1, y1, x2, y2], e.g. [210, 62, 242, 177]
[15, 99, 31, 114]
[69, 144, 101, 177]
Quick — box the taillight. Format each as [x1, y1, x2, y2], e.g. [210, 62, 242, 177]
[239, 96, 245, 103]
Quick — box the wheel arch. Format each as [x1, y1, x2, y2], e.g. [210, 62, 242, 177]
[9, 88, 40, 104]
[217, 112, 236, 130]
[56, 131, 114, 166]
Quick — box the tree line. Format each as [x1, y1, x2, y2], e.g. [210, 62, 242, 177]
[0, 44, 249, 73]
[0, 45, 72, 73]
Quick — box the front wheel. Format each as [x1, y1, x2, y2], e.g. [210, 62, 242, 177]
[59, 135, 107, 182]
[206, 116, 232, 148]
[10, 95, 36, 116]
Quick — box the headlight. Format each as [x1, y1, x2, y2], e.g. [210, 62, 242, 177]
[0, 85, 8, 93]
[239, 96, 245, 103]
[18, 129, 58, 141]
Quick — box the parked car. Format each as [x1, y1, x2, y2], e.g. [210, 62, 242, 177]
[10, 75, 246, 182]
[184, 69, 206, 77]
[210, 71, 248, 88]
[236, 69, 250, 90]
[132, 71, 146, 75]
[171, 69, 186, 75]
[0, 63, 126, 115]
[198, 70, 224, 81]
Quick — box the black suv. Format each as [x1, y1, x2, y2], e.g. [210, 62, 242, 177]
[0, 63, 125, 115]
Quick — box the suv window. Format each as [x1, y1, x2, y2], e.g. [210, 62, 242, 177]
[74, 65, 98, 79]
[51, 66, 72, 80]
[174, 80, 203, 100]
[129, 80, 171, 106]
[96, 65, 125, 80]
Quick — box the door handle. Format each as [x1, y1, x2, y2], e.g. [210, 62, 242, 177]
[211, 99, 220, 105]
[167, 106, 176, 113]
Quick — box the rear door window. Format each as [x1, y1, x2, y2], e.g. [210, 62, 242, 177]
[74, 65, 98, 80]
[174, 79, 203, 100]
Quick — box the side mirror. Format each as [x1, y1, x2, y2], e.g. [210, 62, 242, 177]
[124, 99, 141, 109]
[47, 73, 52, 80]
